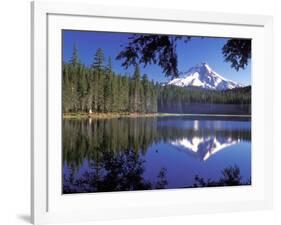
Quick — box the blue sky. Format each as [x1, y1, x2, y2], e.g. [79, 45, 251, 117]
[63, 30, 251, 85]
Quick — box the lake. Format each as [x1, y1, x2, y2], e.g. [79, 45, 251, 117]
[63, 116, 251, 193]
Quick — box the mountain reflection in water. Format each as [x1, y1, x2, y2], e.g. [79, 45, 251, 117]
[63, 116, 251, 193]
[170, 136, 238, 161]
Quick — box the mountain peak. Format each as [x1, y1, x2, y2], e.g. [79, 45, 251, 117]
[187, 62, 214, 75]
[167, 63, 243, 90]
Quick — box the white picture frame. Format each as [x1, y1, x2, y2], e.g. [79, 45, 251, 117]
[31, 1, 274, 224]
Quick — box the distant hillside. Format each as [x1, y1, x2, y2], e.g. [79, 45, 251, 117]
[157, 85, 251, 115]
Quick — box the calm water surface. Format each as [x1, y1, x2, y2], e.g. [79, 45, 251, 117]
[63, 116, 251, 193]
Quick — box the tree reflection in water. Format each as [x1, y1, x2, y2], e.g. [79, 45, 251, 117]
[63, 116, 251, 193]
[63, 148, 167, 193]
[192, 165, 251, 188]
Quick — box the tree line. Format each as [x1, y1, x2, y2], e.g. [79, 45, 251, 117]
[157, 85, 251, 113]
[63, 46, 157, 113]
[63, 46, 251, 114]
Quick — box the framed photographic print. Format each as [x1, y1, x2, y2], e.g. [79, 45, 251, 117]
[31, 1, 273, 224]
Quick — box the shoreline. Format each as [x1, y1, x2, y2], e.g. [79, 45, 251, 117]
[63, 112, 159, 119]
[158, 113, 251, 117]
[63, 112, 251, 119]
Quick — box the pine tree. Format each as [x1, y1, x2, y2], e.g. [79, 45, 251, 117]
[66, 45, 81, 112]
[70, 44, 80, 66]
[92, 48, 105, 112]
[132, 64, 141, 112]
[77, 65, 89, 111]
[142, 74, 150, 112]
[140, 81, 145, 113]
[104, 57, 113, 112]
[111, 74, 119, 112]
[92, 48, 105, 70]
[151, 82, 157, 113]
[121, 76, 130, 112]
[62, 64, 72, 112]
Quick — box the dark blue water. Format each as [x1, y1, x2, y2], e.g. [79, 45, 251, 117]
[63, 116, 251, 193]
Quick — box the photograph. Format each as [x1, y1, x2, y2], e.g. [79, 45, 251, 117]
[62, 30, 251, 194]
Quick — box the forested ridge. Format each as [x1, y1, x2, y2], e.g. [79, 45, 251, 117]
[63, 46, 251, 114]
[158, 85, 251, 113]
[63, 46, 157, 113]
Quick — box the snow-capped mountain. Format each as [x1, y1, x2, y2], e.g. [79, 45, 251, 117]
[167, 63, 243, 90]
[170, 136, 239, 161]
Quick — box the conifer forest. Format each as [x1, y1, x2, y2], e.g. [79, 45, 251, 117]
[63, 46, 251, 115]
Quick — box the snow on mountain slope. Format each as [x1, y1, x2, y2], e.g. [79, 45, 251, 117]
[167, 63, 243, 90]
[170, 136, 238, 161]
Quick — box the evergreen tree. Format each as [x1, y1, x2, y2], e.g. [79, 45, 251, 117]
[70, 44, 80, 66]
[104, 57, 113, 112]
[132, 64, 141, 112]
[142, 74, 150, 112]
[117, 35, 250, 78]
[64, 45, 81, 112]
[92, 48, 105, 112]
[77, 65, 89, 111]
[111, 74, 119, 112]
[62, 64, 72, 112]
[92, 48, 105, 70]
[121, 76, 130, 112]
